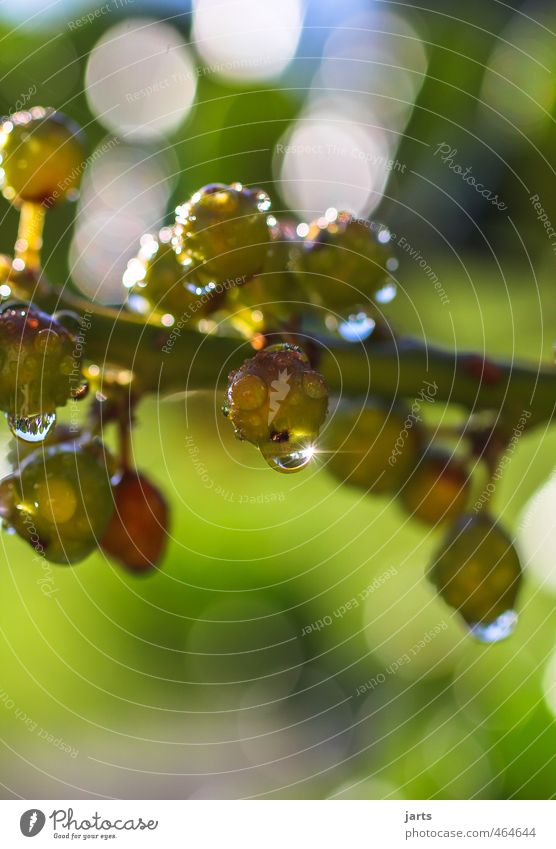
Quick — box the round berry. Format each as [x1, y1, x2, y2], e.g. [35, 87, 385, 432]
[1, 440, 114, 564]
[292, 211, 396, 312]
[0, 304, 86, 441]
[429, 513, 522, 629]
[324, 400, 422, 495]
[227, 218, 305, 328]
[101, 470, 169, 573]
[173, 182, 271, 286]
[225, 343, 329, 473]
[123, 228, 222, 322]
[400, 448, 470, 525]
[0, 108, 85, 206]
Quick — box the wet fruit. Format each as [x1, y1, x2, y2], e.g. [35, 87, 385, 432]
[324, 400, 422, 494]
[227, 218, 305, 328]
[292, 211, 397, 312]
[0, 440, 114, 564]
[0, 303, 86, 442]
[225, 343, 328, 472]
[123, 227, 221, 321]
[173, 182, 271, 286]
[429, 513, 522, 639]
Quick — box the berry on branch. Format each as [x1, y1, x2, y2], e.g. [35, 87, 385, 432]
[292, 210, 397, 313]
[224, 343, 329, 472]
[0, 107, 85, 207]
[0, 439, 114, 564]
[101, 470, 169, 573]
[173, 182, 271, 287]
[123, 227, 222, 322]
[324, 400, 422, 494]
[429, 513, 522, 642]
[400, 448, 470, 525]
[0, 304, 87, 442]
[227, 218, 306, 331]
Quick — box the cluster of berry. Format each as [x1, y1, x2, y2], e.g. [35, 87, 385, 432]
[0, 109, 167, 572]
[322, 400, 522, 641]
[123, 185, 396, 340]
[0, 108, 525, 642]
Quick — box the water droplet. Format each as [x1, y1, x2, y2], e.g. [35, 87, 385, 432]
[261, 440, 315, 474]
[374, 281, 397, 304]
[466, 610, 518, 643]
[338, 311, 376, 342]
[6, 411, 56, 443]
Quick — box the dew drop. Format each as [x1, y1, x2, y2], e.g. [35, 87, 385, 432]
[338, 311, 376, 342]
[466, 610, 518, 643]
[374, 281, 397, 304]
[261, 440, 315, 474]
[6, 411, 56, 443]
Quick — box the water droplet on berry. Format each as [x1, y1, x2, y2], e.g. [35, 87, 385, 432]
[466, 610, 518, 643]
[260, 440, 315, 474]
[6, 411, 56, 443]
[338, 311, 376, 342]
[374, 281, 397, 304]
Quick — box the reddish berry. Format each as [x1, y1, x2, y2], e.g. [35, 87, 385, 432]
[101, 470, 169, 573]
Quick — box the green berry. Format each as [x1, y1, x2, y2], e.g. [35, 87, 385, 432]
[0, 108, 85, 206]
[225, 343, 328, 473]
[400, 448, 470, 525]
[173, 182, 271, 287]
[0, 440, 114, 564]
[429, 513, 522, 631]
[227, 218, 306, 328]
[0, 304, 86, 441]
[123, 227, 221, 321]
[292, 211, 396, 312]
[324, 400, 422, 494]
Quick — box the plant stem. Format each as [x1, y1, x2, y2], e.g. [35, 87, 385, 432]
[14, 203, 45, 271]
[34, 285, 556, 429]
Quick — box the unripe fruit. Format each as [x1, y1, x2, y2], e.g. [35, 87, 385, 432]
[400, 449, 470, 525]
[173, 182, 271, 286]
[0, 108, 85, 206]
[227, 219, 305, 328]
[0, 440, 114, 564]
[123, 227, 221, 321]
[101, 470, 169, 573]
[429, 513, 522, 635]
[292, 211, 396, 312]
[0, 304, 86, 442]
[324, 400, 422, 494]
[225, 344, 328, 472]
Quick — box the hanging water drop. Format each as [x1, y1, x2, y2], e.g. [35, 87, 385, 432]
[466, 610, 518, 643]
[6, 411, 56, 443]
[374, 281, 397, 304]
[338, 311, 376, 342]
[260, 440, 315, 474]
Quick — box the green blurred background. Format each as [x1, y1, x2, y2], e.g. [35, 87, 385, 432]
[1, 0, 556, 799]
